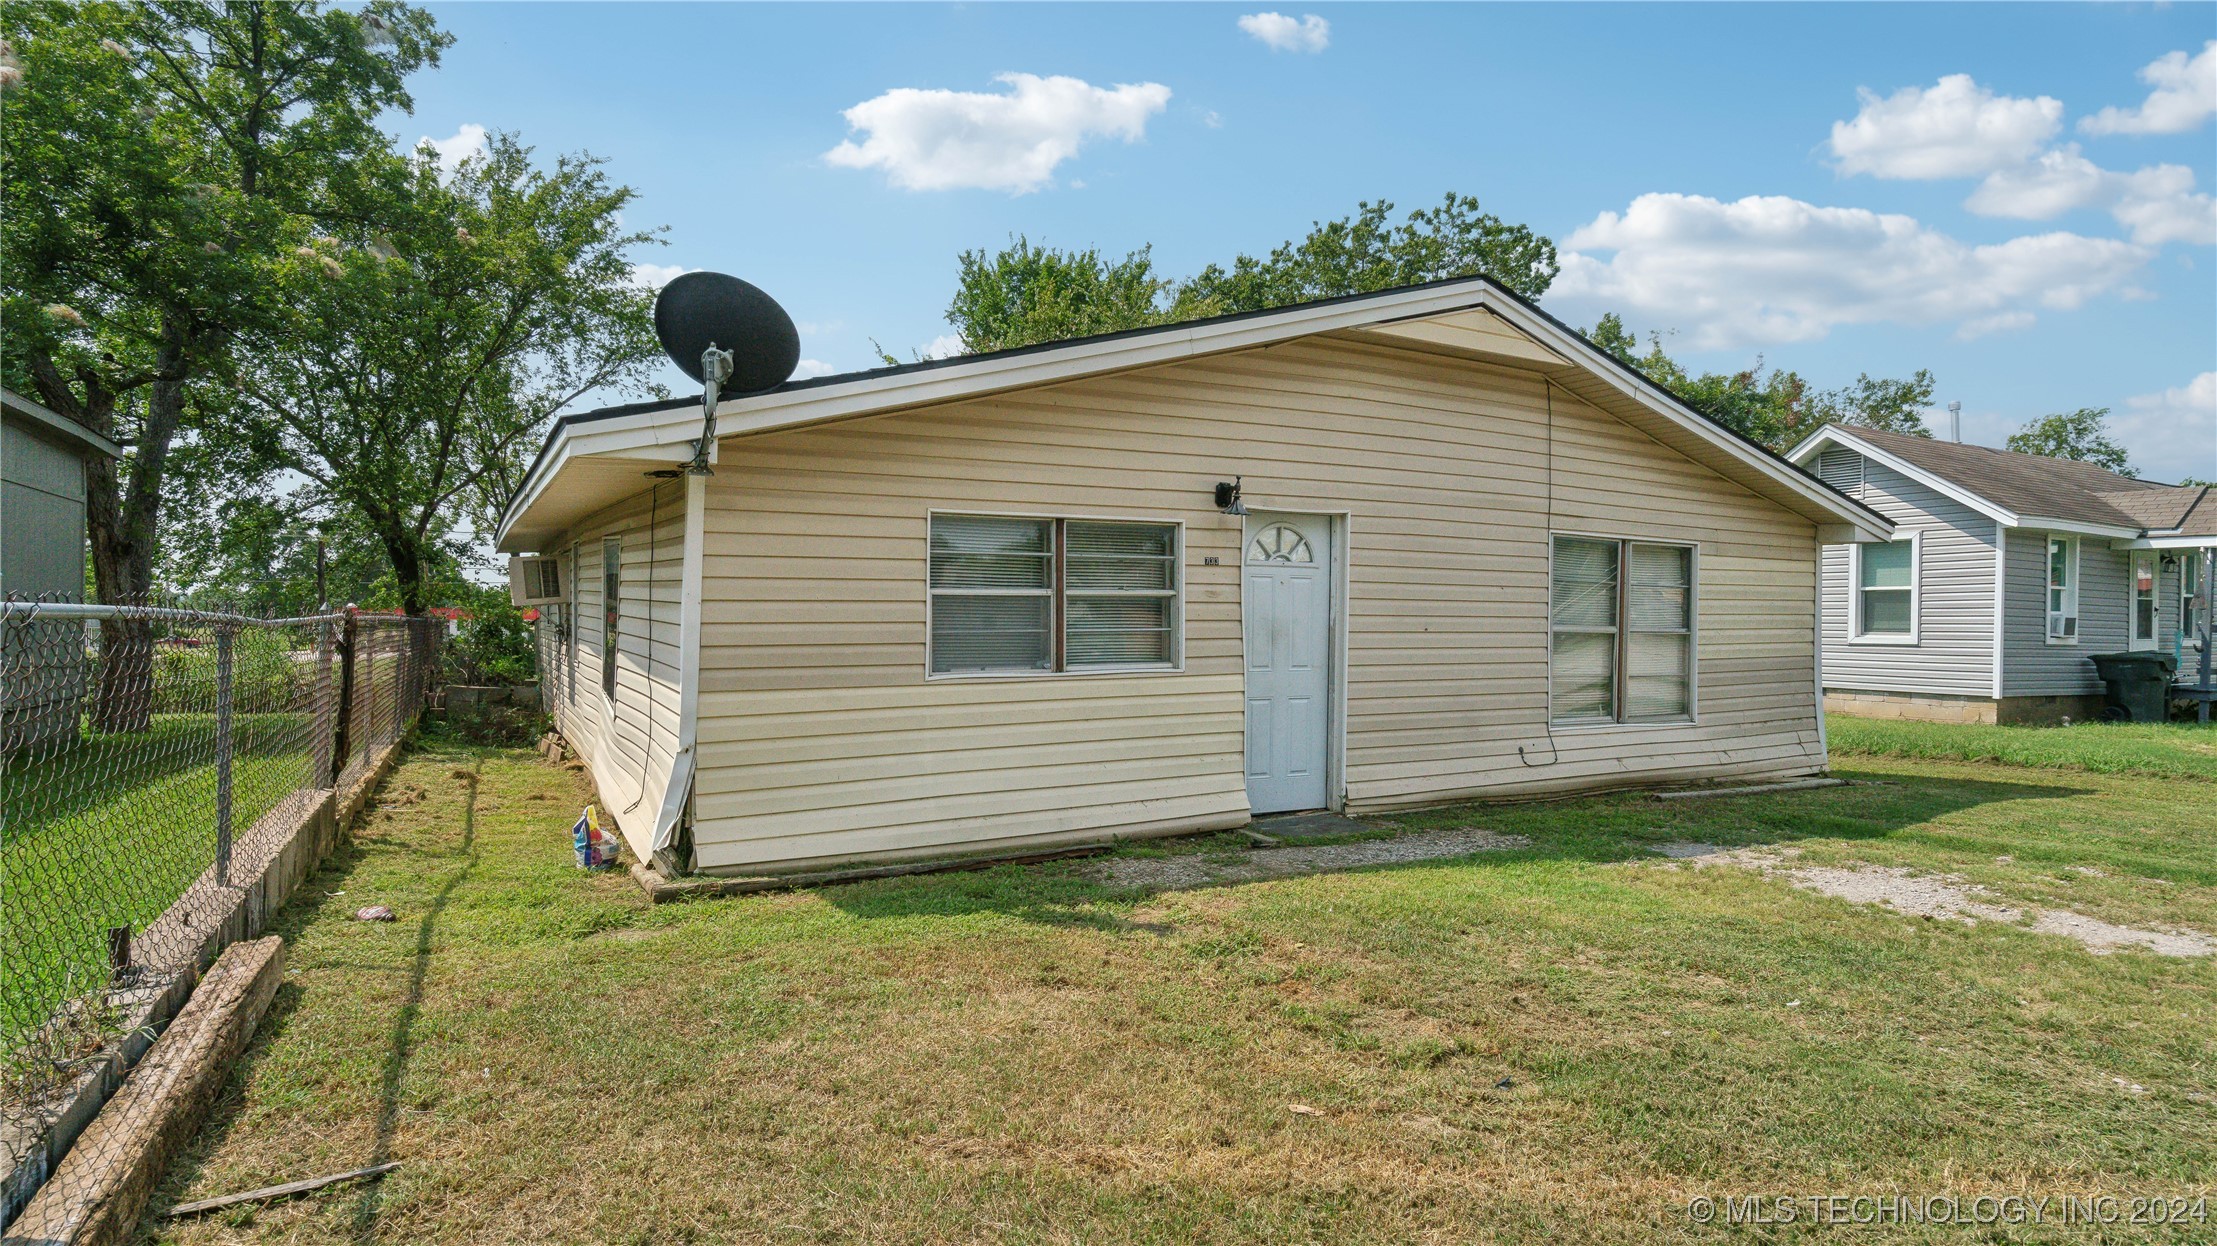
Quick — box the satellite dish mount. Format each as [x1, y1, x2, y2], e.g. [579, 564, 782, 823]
[651, 271, 803, 478]
[691, 344, 735, 475]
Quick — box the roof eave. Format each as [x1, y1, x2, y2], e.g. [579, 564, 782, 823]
[498, 278, 1892, 546]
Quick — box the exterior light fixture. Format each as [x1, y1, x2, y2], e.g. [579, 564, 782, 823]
[1215, 477, 1246, 516]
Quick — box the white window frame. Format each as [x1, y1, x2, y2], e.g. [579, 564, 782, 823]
[1546, 530, 1700, 729]
[2128, 552, 2158, 651]
[2046, 535, 2080, 645]
[925, 509, 1186, 681]
[2183, 551, 2206, 653]
[1849, 530, 1921, 646]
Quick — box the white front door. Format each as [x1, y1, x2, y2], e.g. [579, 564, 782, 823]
[1244, 512, 1333, 813]
[2130, 552, 2158, 651]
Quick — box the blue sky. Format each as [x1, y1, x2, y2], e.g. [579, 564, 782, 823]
[395, 2, 2216, 479]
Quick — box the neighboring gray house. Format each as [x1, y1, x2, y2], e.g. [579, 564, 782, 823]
[2, 387, 118, 601]
[1790, 424, 2215, 725]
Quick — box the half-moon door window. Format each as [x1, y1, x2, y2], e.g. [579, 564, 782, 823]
[1248, 524, 1314, 564]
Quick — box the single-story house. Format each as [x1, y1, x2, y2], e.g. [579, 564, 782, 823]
[495, 276, 1892, 876]
[1789, 423, 2215, 725]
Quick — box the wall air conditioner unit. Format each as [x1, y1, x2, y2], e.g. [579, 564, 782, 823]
[508, 554, 565, 607]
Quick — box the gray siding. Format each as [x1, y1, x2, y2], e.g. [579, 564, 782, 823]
[2000, 530, 2130, 696]
[1, 417, 90, 600]
[1816, 448, 1996, 697]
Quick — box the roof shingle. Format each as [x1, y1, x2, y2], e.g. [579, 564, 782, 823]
[1836, 424, 2195, 532]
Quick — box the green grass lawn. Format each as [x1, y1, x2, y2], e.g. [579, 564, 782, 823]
[1828, 714, 2217, 781]
[1, 714, 315, 1056]
[153, 731, 2214, 1244]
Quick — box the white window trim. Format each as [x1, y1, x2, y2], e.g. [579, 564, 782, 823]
[1546, 530, 1701, 730]
[2128, 552, 2158, 651]
[924, 508, 1188, 681]
[2046, 535, 2080, 646]
[1849, 530, 1921, 646]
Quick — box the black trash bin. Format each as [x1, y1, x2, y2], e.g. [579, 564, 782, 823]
[2089, 651, 2179, 722]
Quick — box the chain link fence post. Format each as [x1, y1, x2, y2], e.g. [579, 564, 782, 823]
[213, 623, 234, 888]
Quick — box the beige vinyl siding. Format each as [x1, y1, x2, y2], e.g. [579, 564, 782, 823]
[690, 335, 1824, 872]
[1814, 449, 1998, 698]
[543, 480, 687, 856]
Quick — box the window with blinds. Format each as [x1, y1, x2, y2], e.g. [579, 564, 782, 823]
[1549, 535, 1696, 724]
[929, 514, 1181, 675]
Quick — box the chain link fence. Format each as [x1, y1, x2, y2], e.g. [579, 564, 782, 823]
[0, 598, 440, 1223]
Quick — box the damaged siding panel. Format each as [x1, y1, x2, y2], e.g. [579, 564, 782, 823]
[1816, 452, 1996, 698]
[545, 482, 688, 856]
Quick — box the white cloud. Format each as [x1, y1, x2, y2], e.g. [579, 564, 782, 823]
[1955, 311, 2037, 340]
[1238, 12, 1330, 54]
[628, 263, 694, 290]
[793, 359, 837, 380]
[2116, 371, 2217, 480]
[824, 73, 1171, 194]
[1829, 70, 2215, 248]
[1551, 192, 2149, 349]
[2108, 165, 2217, 247]
[418, 122, 487, 173]
[2080, 42, 2217, 136]
[1829, 75, 2061, 179]
[1963, 145, 2216, 246]
[920, 334, 964, 360]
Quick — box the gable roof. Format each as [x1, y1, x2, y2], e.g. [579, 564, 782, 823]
[2, 387, 122, 460]
[497, 274, 1893, 551]
[1790, 423, 2204, 539]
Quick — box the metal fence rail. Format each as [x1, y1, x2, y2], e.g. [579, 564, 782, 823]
[0, 599, 439, 1220]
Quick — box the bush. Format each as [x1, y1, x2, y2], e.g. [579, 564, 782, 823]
[442, 585, 536, 686]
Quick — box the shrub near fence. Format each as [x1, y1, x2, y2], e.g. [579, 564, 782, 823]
[0, 600, 439, 1222]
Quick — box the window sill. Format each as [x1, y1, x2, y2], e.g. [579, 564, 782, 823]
[1547, 717, 1698, 732]
[927, 664, 1185, 682]
[2044, 637, 2081, 647]
[1849, 635, 1919, 646]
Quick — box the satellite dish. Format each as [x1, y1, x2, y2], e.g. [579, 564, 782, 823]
[653, 272, 800, 394]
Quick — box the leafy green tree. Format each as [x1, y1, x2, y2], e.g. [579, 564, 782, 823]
[1175, 193, 1558, 317]
[942, 192, 1558, 354]
[1584, 313, 1642, 367]
[2006, 408, 2137, 476]
[1, 0, 445, 727]
[223, 132, 662, 615]
[944, 238, 1173, 354]
[1814, 371, 1935, 439]
[1582, 315, 1934, 453]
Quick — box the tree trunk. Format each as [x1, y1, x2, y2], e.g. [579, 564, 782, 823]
[84, 321, 192, 734]
[377, 525, 431, 618]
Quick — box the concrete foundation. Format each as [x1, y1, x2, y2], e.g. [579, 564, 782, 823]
[1825, 689, 1998, 725]
[1825, 688, 2111, 727]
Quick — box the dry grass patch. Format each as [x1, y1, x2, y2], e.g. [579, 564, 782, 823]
[146, 741, 2216, 1244]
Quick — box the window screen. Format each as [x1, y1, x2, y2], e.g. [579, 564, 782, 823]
[929, 515, 1053, 674]
[1626, 543, 1692, 720]
[929, 515, 1180, 675]
[1551, 535, 1697, 725]
[1550, 537, 1620, 723]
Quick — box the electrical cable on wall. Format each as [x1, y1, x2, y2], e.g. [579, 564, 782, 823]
[1520, 379, 1562, 769]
